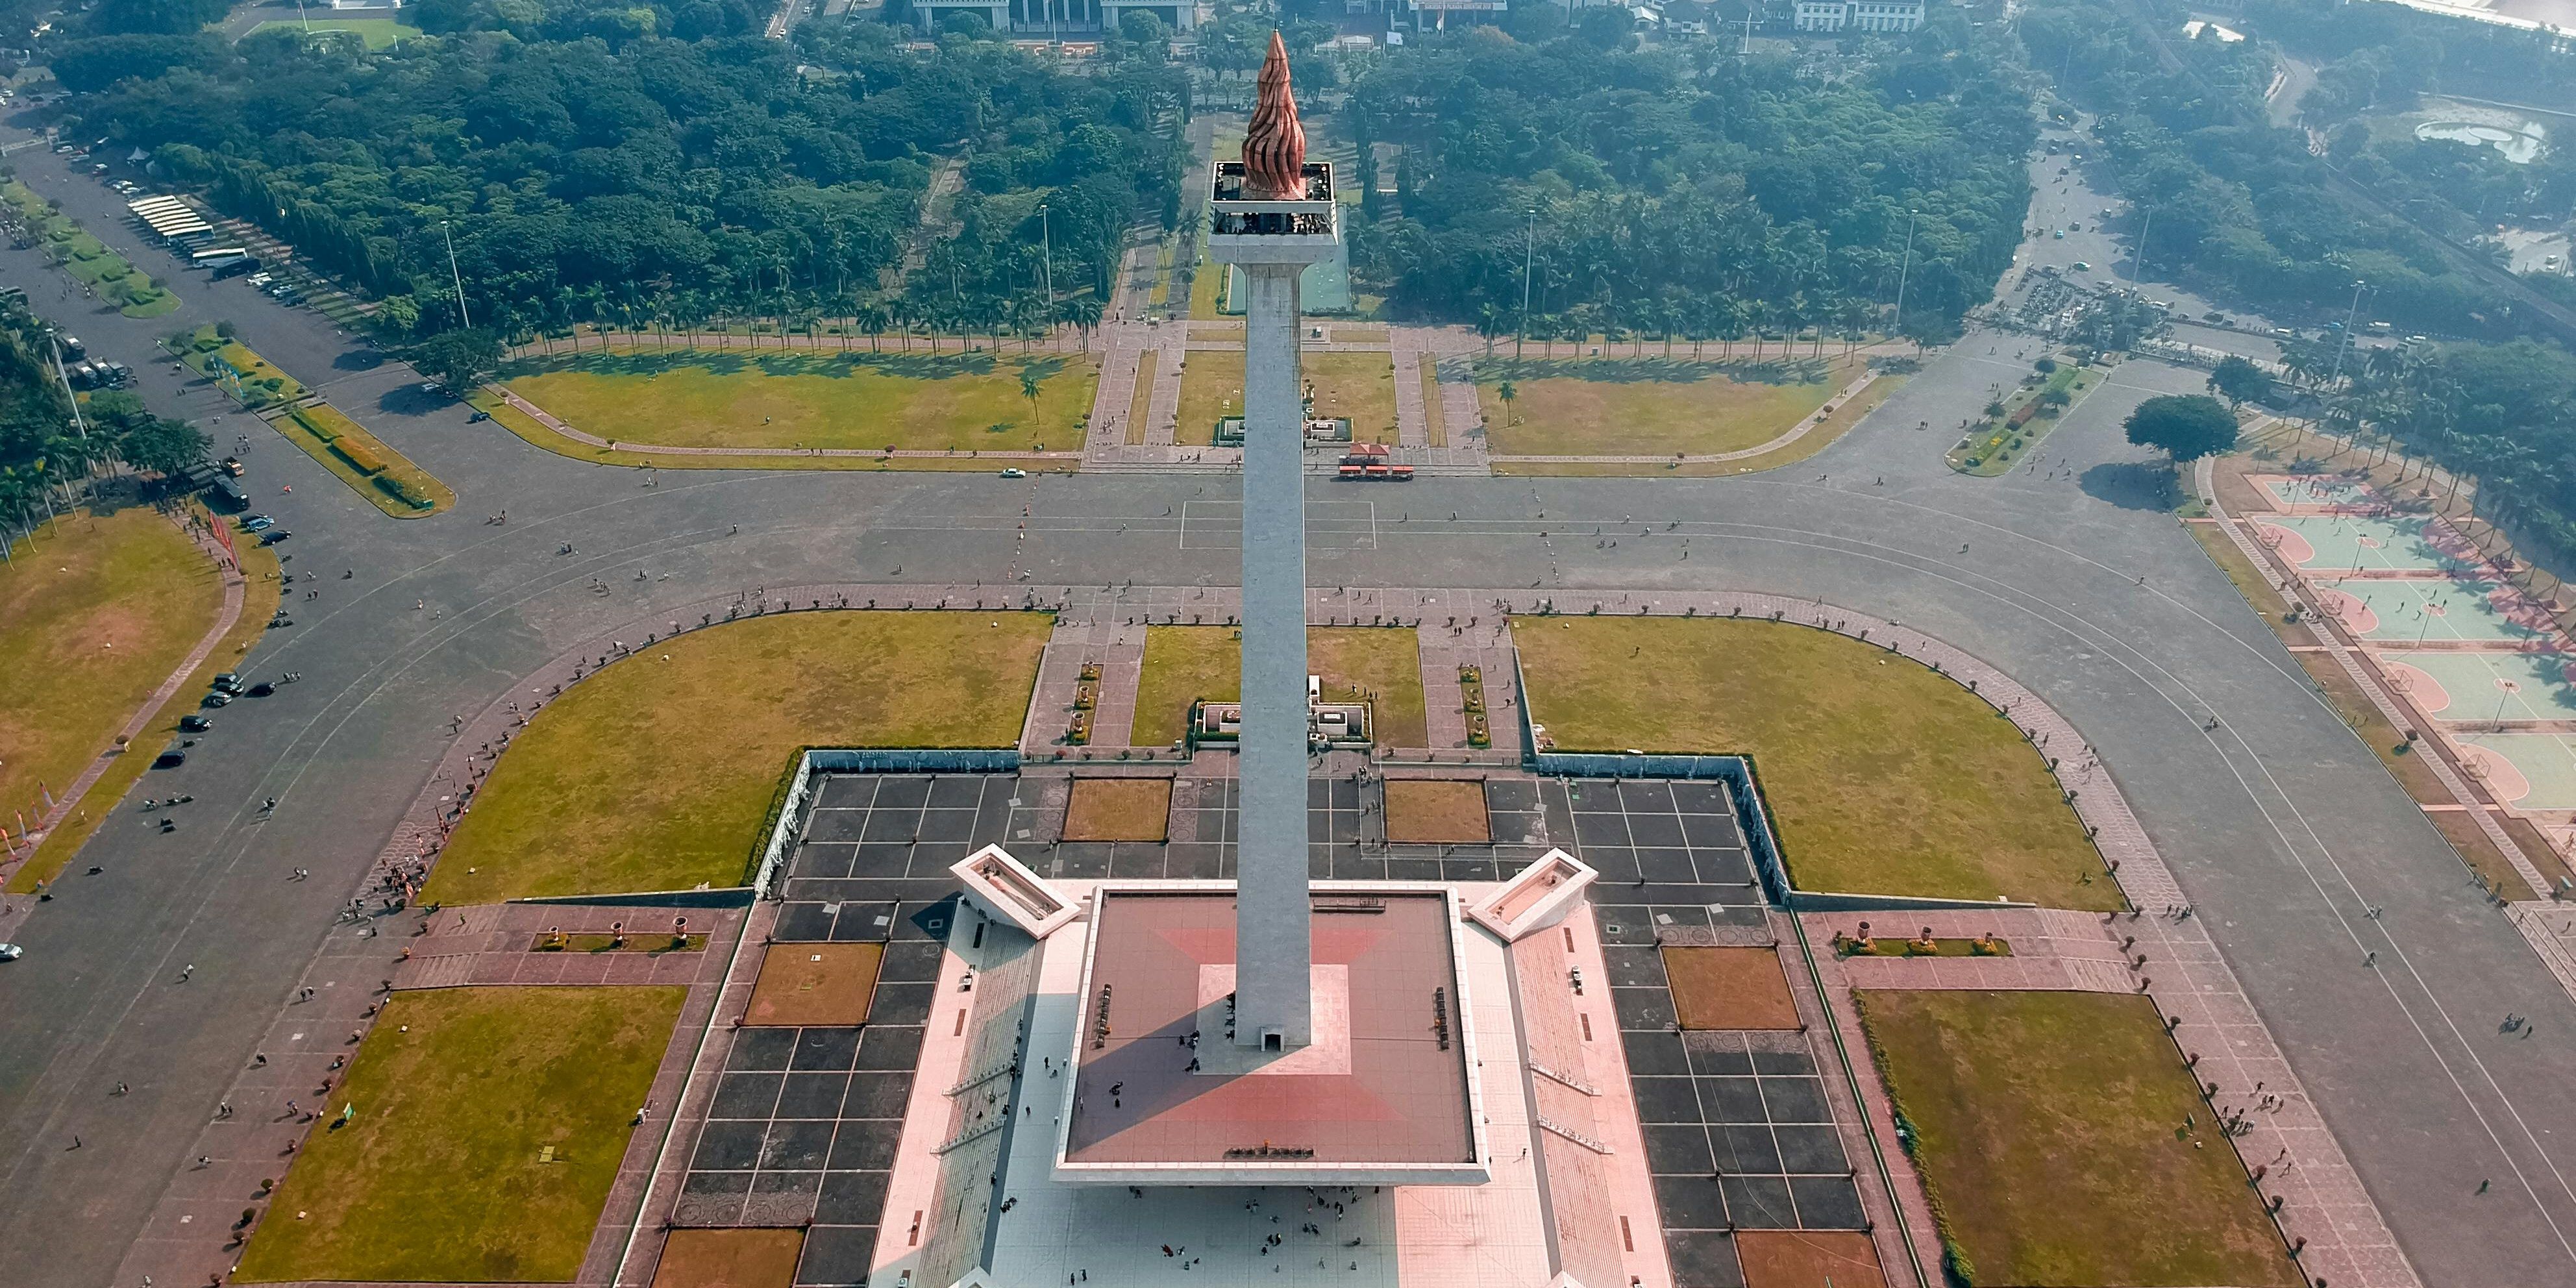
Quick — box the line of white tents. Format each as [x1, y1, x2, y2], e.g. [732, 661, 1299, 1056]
[128, 194, 210, 242]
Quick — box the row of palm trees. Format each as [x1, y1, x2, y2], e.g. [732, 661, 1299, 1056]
[1471, 297, 1893, 362]
[506, 288, 1111, 357]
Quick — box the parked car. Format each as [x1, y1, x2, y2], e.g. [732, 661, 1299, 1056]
[212, 672, 245, 693]
[152, 749, 186, 769]
[1000, 467, 1027, 478]
[256, 529, 291, 545]
[178, 714, 212, 732]
[0, 943, 22, 961]
[201, 691, 231, 709]
[242, 514, 274, 532]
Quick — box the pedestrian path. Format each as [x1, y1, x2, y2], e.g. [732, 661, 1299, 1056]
[1484, 367, 1881, 465]
[0, 507, 247, 913]
[1802, 907, 2135, 993]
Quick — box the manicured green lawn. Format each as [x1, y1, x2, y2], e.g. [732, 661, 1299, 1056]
[1857, 991, 2301, 1288]
[501, 347, 1095, 454]
[1130, 625, 1426, 747]
[424, 612, 1050, 903]
[275, 403, 453, 517]
[1174, 349, 1399, 445]
[1481, 356, 1852, 457]
[236, 986, 684, 1284]
[0, 508, 221, 850]
[1513, 617, 2115, 908]
[6, 180, 172, 315]
[251, 16, 424, 47]
[169, 324, 306, 408]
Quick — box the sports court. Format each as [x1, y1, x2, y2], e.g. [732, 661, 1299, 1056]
[2454, 733, 2576, 810]
[2312, 579, 2557, 644]
[2253, 514, 2479, 575]
[2257, 475, 2379, 512]
[2381, 651, 2576, 723]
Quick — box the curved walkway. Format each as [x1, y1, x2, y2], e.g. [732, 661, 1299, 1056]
[1485, 368, 1887, 465]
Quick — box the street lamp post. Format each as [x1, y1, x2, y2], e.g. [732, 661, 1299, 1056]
[1517, 208, 1535, 360]
[441, 220, 471, 330]
[2128, 205, 2155, 291]
[1039, 203, 1054, 338]
[1891, 209, 1920, 349]
[2331, 280, 2366, 385]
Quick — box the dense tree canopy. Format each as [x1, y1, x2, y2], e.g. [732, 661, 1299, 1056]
[2125, 393, 2240, 462]
[0, 299, 208, 523]
[60, 8, 1187, 343]
[2022, 0, 2544, 337]
[1340, 16, 2033, 343]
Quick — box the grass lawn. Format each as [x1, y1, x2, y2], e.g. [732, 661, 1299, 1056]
[1174, 349, 1399, 445]
[1496, 373, 1908, 477]
[1949, 360, 2107, 476]
[1481, 356, 1853, 458]
[275, 404, 453, 517]
[745, 942, 882, 1028]
[652, 1228, 804, 1288]
[236, 986, 684, 1284]
[501, 347, 1095, 454]
[251, 16, 423, 46]
[6, 180, 171, 316]
[1857, 990, 2300, 1288]
[465, 387, 1077, 474]
[169, 324, 306, 409]
[1663, 946, 1798, 1030]
[1062, 776, 1172, 841]
[8, 523, 277, 893]
[1514, 617, 2115, 909]
[1129, 625, 1427, 748]
[423, 612, 1050, 904]
[1382, 779, 1488, 843]
[0, 508, 220, 854]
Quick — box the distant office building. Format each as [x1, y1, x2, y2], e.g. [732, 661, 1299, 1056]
[1793, 0, 1924, 31]
[911, 0, 1195, 33]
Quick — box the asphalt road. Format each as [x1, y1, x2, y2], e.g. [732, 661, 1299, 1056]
[0, 147, 2571, 1287]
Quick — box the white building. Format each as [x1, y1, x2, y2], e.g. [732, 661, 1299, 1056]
[1793, 0, 1924, 32]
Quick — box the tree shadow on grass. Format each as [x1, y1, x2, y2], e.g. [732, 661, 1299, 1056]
[1472, 355, 1831, 387]
[2080, 460, 2181, 512]
[499, 347, 1071, 384]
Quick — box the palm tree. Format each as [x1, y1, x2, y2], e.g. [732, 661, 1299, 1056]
[859, 303, 889, 351]
[1497, 380, 1518, 428]
[1021, 367, 1043, 426]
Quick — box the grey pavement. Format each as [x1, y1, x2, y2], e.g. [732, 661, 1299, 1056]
[0, 143, 2571, 1288]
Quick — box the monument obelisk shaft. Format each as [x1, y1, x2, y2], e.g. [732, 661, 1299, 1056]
[1224, 32, 1328, 1050]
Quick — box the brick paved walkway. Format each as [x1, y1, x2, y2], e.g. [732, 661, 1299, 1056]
[1803, 908, 2135, 994]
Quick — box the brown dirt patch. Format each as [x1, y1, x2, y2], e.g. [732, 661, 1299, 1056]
[652, 1227, 804, 1287]
[1663, 945, 1799, 1030]
[1383, 779, 1490, 843]
[1063, 776, 1172, 841]
[745, 943, 882, 1028]
[1736, 1230, 1887, 1288]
